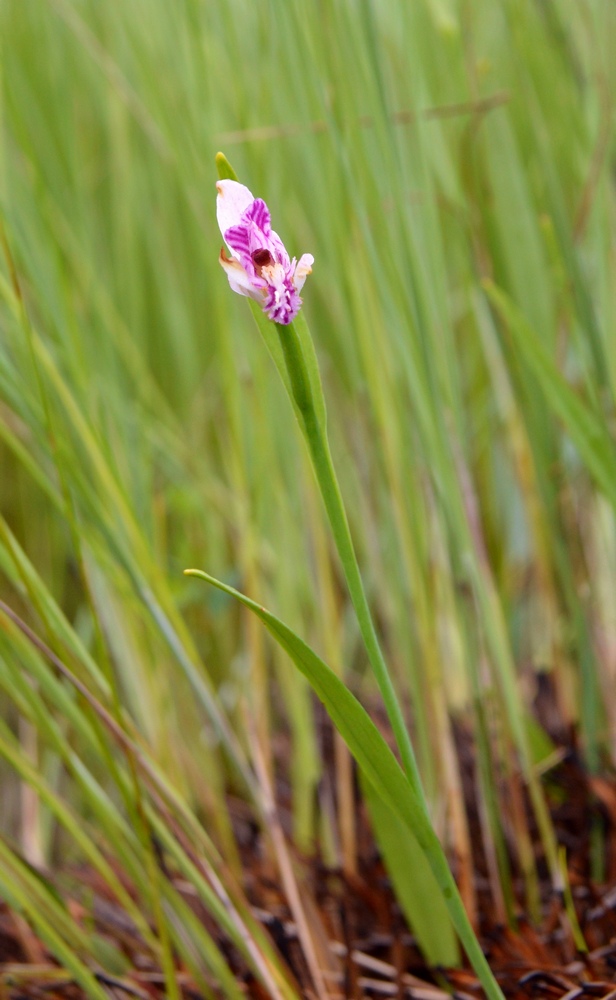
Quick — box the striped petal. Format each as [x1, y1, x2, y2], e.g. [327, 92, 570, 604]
[216, 180, 254, 248]
[243, 198, 271, 236]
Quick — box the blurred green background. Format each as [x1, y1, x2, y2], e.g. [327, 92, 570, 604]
[0, 1, 615, 993]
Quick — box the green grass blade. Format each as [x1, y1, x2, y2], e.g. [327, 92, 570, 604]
[186, 568, 504, 1000]
[360, 771, 460, 966]
[484, 280, 616, 507]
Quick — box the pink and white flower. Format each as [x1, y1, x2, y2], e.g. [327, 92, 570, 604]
[216, 179, 314, 325]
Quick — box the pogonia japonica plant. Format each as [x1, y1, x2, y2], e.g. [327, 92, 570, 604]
[195, 156, 509, 1000]
[216, 179, 314, 325]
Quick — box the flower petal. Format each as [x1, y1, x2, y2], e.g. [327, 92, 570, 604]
[219, 249, 263, 301]
[223, 224, 254, 264]
[243, 198, 271, 236]
[216, 180, 254, 243]
[293, 253, 314, 292]
[268, 229, 291, 269]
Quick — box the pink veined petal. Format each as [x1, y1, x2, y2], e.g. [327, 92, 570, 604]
[242, 198, 291, 270]
[243, 198, 271, 236]
[268, 228, 291, 269]
[216, 180, 255, 246]
[224, 223, 253, 262]
[222, 226, 268, 287]
[293, 253, 314, 293]
[219, 250, 264, 301]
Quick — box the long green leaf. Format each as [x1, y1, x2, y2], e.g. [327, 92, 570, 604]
[360, 771, 460, 966]
[185, 568, 503, 1000]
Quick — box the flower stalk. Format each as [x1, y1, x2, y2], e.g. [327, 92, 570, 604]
[275, 312, 425, 798]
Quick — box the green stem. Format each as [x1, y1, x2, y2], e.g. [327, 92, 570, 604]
[278, 321, 425, 801]
[417, 821, 503, 1000]
[277, 320, 505, 1000]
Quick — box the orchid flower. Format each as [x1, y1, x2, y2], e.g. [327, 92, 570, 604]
[216, 179, 314, 325]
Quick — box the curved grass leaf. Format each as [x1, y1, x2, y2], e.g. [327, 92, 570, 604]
[185, 569, 504, 999]
[185, 570, 430, 835]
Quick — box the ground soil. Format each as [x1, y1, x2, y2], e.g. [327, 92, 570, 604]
[1, 705, 616, 1000]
